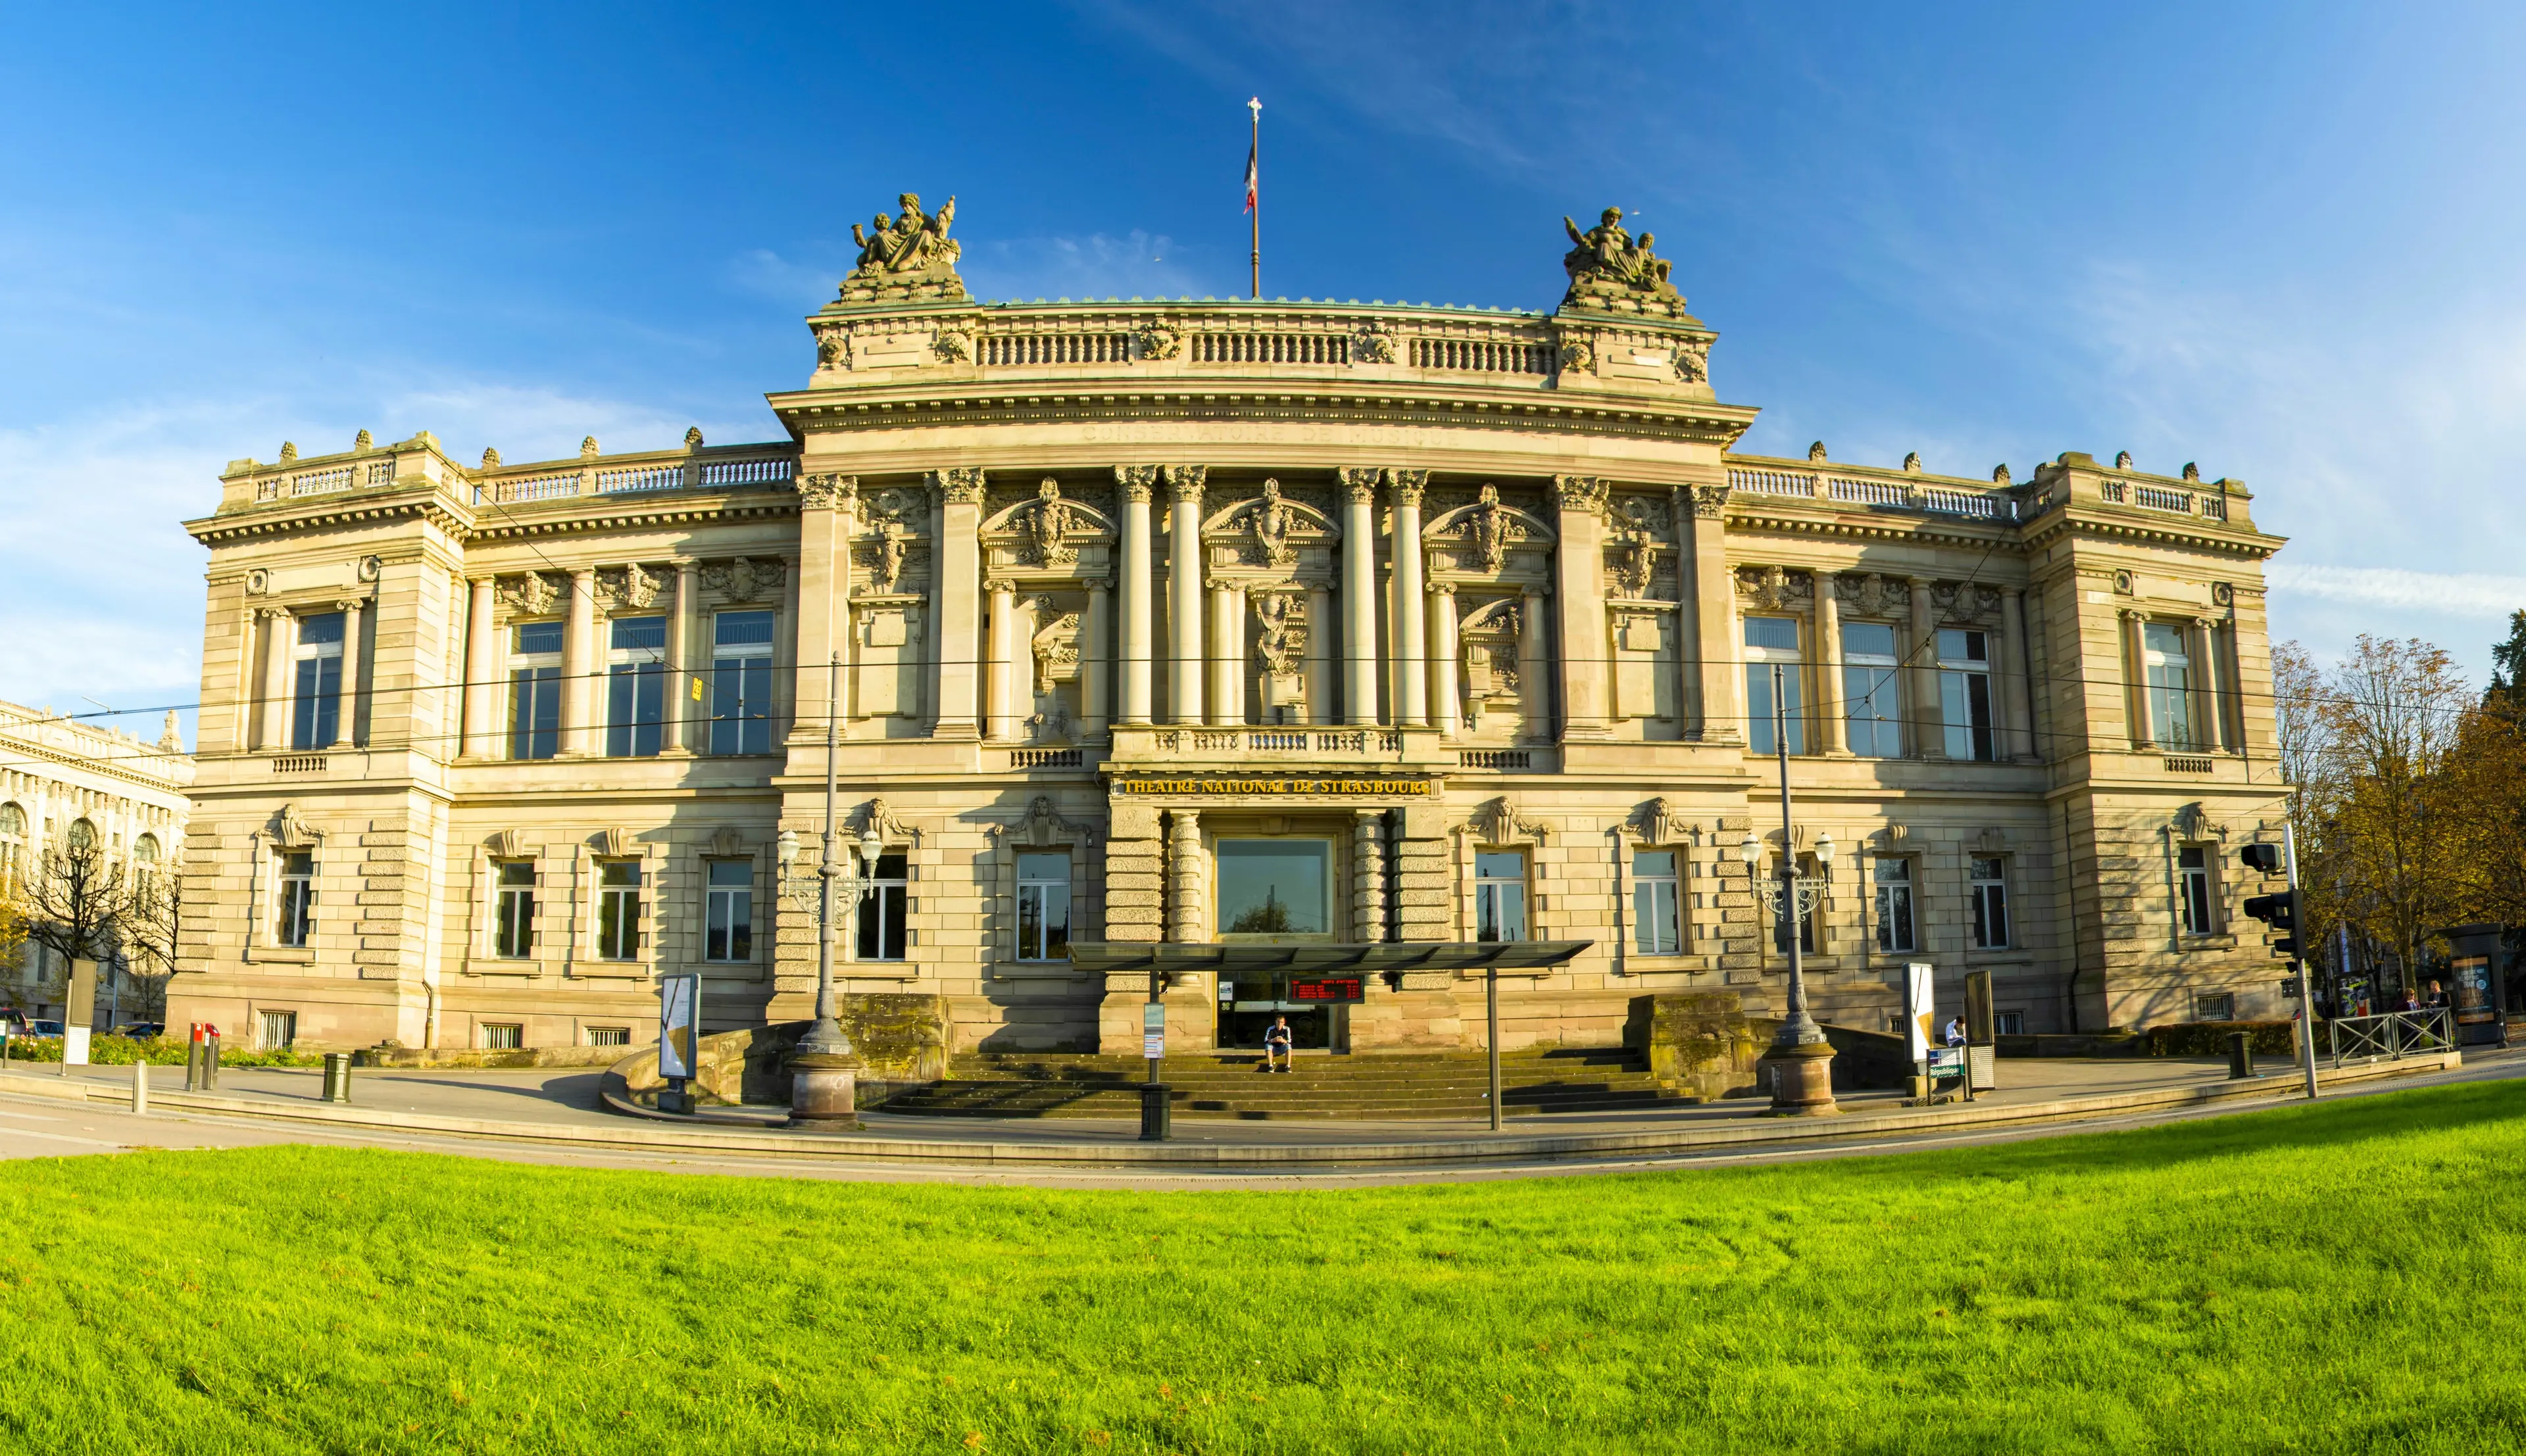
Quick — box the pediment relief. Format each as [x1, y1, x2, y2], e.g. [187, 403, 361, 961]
[1425, 485, 1557, 574]
[1201, 477, 1342, 569]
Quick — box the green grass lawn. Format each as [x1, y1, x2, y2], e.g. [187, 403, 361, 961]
[7, 1082, 2526, 1455]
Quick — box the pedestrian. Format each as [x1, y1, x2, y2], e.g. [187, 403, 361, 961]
[1262, 1015, 1294, 1073]
[1944, 1013, 1968, 1048]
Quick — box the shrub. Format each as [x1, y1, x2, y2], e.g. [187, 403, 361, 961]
[2143, 1019, 2301, 1056]
[0, 1034, 320, 1068]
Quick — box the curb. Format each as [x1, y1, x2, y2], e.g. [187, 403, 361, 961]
[0, 1052, 2465, 1167]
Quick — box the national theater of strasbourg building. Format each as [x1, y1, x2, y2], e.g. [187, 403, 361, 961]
[170, 195, 2292, 1056]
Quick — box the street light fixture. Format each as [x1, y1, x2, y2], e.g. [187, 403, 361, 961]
[1752, 662, 1837, 1114]
[787, 654, 867, 1128]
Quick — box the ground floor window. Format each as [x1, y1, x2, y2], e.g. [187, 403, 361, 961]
[1016, 852, 1073, 959]
[2178, 846, 2216, 935]
[597, 860, 643, 961]
[704, 861, 753, 963]
[276, 852, 316, 947]
[259, 1010, 296, 1050]
[1474, 850, 1527, 942]
[1996, 1010, 2027, 1036]
[858, 852, 910, 960]
[493, 861, 536, 959]
[1970, 857, 2010, 949]
[587, 1026, 629, 1048]
[482, 1023, 523, 1050]
[2192, 992, 2235, 1022]
[1632, 850, 1681, 954]
[1216, 840, 1331, 937]
[1874, 858, 1916, 953]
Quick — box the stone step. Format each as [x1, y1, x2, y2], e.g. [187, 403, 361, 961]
[881, 1080, 1693, 1121]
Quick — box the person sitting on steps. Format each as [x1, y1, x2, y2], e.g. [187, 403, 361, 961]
[1262, 1015, 1295, 1073]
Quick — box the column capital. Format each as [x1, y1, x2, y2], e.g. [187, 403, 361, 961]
[1429, 579, 1458, 597]
[983, 577, 1015, 597]
[1083, 572, 1114, 593]
[927, 466, 987, 504]
[1687, 482, 1731, 519]
[1338, 466, 1381, 503]
[1551, 473, 1608, 514]
[798, 472, 856, 511]
[1114, 464, 1160, 502]
[334, 596, 366, 616]
[1386, 468, 1429, 507]
[1164, 464, 1208, 501]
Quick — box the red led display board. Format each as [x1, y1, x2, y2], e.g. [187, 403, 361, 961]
[1289, 977, 1364, 1004]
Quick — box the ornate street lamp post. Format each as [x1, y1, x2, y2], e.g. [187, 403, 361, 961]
[780, 654, 882, 1127]
[1742, 662, 1839, 1114]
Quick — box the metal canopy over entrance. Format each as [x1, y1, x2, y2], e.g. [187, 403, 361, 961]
[1067, 941, 1594, 978]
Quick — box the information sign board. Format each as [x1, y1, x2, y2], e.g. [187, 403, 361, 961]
[1289, 977, 1364, 1004]
[656, 973, 700, 1080]
[1902, 962, 1935, 1061]
[1143, 1001, 1166, 1059]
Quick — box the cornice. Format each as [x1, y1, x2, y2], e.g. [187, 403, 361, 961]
[2021, 510, 2285, 561]
[460, 495, 799, 543]
[1721, 502, 2027, 554]
[186, 493, 470, 546]
[0, 733, 192, 798]
[766, 385, 1760, 450]
[189, 487, 801, 548]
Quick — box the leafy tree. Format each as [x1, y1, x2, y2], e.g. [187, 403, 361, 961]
[2490, 609, 2526, 715]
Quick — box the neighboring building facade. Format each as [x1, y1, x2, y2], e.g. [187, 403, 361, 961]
[1, 701, 192, 1025]
[171, 197, 2291, 1055]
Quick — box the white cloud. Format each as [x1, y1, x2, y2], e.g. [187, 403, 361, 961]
[965, 230, 1202, 303]
[2267, 565, 2526, 619]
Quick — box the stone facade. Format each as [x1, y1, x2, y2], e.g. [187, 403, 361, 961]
[1, 700, 193, 1024]
[170, 206, 2289, 1054]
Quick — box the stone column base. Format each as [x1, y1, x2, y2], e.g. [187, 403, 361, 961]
[788, 1055, 862, 1127]
[1758, 1038, 1839, 1115]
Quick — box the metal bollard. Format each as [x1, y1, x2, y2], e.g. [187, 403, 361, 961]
[321, 1052, 352, 1105]
[1138, 1082, 1172, 1142]
[204, 1031, 220, 1091]
[132, 1057, 149, 1115]
[2227, 1031, 2254, 1080]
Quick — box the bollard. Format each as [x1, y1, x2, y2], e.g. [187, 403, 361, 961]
[2227, 1031, 2254, 1080]
[204, 1030, 220, 1090]
[1139, 1082, 1172, 1142]
[321, 1052, 352, 1105]
[184, 1023, 204, 1091]
[132, 1057, 149, 1116]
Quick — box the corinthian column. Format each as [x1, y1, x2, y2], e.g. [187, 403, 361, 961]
[1083, 574, 1113, 740]
[335, 596, 366, 748]
[1339, 468, 1379, 724]
[1683, 483, 1740, 744]
[1390, 470, 1429, 727]
[984, 577, 1016, 740]
[1115, 466, 1157, 725]
[1166, 465, 1207, 725]
[561, 568, 596, 756]
[929, 468, 985, 739]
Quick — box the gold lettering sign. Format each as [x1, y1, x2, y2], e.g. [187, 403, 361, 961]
[1112, 777, 1431, 797]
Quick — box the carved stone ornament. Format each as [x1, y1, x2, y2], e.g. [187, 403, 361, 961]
[268, 804, 322, 850]
[2113, 570, 2135, 595]
[1902, 452, 1923, 473]
[933, 328, 973, 363]
[600, 564, 664, 611]
[593, 827, 635, 858]
[2115, 450, 2135, 470]
[1689, 483, 1731, 520]
[1673, 337, 1710, 383]
[993, 796, 1093, 848]
[1252, 589, 1306, 673]
[2183, 462, 2202, 482]
[1163, 464, 1208, 502]
[1353, 322, 1396, 364]
[1020, 479, 1078, 568]
[1624, 797, 1695, 846]
[1932, 581, 2002, 623]
[2171, 802, 2227, 842]
[815, 326, 847, 370]
[1466, 796, 1550, 846]
[358, 554, 382, 582]
[1558, 337, 1596, 374]
[1611, 523, 1658, 598]
[1114, 464, 1160, 504]
[1031, 609, 1081, 695]
[1551, 474, 1608, 516]
[1133, 324, 1183, 361]
[1338, 466, 1381, 504]
[1559, 206, 1688, 318]
[839, 192, 966, 304]
[857, 798, 919, 846]
[1468, 484, 1516, 572]
[1247, 478, 1297, 568]
[1833, 572, 1911, 617]
[498, 572, 561, 616]
[797, 473, 855, 511]
[2212, 582, 2235, 607]
[868, 527, 908, 595]
[1991, 463, 2012, 485]
[1387, 468, 1429, 509]
[1736, 565, 1812, 611]
[929, 466, 987, 505]
[485, 829, 525, 858]
[703, 557, 785, 604]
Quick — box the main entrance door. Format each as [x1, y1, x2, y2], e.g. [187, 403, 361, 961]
[1216, 973, 1363, 1051]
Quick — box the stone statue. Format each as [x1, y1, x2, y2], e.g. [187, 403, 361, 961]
[1470, 484, 1514, 573]
[1252, 592, 1304, 675]
[840, 192, 967, 304]
[1560, 206, 1687, 317]
[1249, 478, 1296, 568]
[1025, 479, 1076, 568]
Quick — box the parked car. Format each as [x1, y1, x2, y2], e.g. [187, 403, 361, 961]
[25, 1021, 65, 1038]
[117, 1023, 164, 1040]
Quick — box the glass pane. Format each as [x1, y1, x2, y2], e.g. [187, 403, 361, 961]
[601, 861, 640, 886]
[1477, 883, 1527, 942]
[1632, 850, 1675, 877]
[1841, 621, 1897, 659]
[1743, 616, 1799, 651]
[1016, 852, 1070, 883]
[1017, 885, 1043, 958]
[2143, 621, 2187, 657]
[297, 612, 345, 646]
[1875, 857, 1908, 882]
[1475, 851, 1526, 880]
[499, 861, 535, 885]
[1971, 857, 2004, 881]
[1748, 665, 1804, 754]
[1216, 840, 1330, 935]
[874, 853, 908, 880]
[716, 611, 776, 648]
[515, 621, 563, 655]
[610, 616, 666, 652]
[1845, 666, 1900, 758]
[2179, 847, 2205, 867]
[708, 861, 752, 886]
[1634, 880, 1678, 954]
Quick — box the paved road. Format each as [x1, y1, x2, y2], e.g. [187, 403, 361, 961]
[1, 1050, 2514, 1188]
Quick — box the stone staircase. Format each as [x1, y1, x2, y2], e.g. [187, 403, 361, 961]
[879, 1046, 1697, 1121]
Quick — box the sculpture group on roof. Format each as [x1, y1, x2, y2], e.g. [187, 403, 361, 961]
[839, 192, 966, 304]
[1559, 206, 1688, 317]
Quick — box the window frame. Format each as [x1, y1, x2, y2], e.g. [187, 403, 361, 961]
[2143, 621, 2194, 748]
[594, 858, 645, 962]
[855, 850, 911, 961]
[2192, 992, 2236, 1023]
[1215, 838, 1337, 941]
[2177, 844, 2217, 936]
[1631, 848, 1682, 956]
[1873, 856, 1917, 955]
[1014, 850, 1074, 962]
[710, 610, 778, 756]
[1473, 849, 1529, 943]
[604, 615, 669, 759]
[1839, 620, 1904, 759]
[1937, 627, 1996, 762]
[276, 851, 317, 948]
[703, 858, 755, 964]
[481, 1023, 524, 1051]
[509, 619, 564, 761]
[1969, 855, 2011, 950]
[492, 860, 537, 959]
[1743, 616, 1805, 756]
[291, 611, 347, 752]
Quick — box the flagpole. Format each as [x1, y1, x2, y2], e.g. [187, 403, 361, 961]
[1248, 97, 1262, 300]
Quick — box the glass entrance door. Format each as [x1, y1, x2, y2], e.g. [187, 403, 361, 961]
[1216, 974, 1356, 1050]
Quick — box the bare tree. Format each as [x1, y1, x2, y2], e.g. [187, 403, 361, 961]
[118, 865, 181, 1024]
[22, 833, 137, 1020]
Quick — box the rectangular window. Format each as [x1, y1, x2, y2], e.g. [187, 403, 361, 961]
[276, 851, 316, 947]
[259, 1010, 297, 1050]
[605, 616, 668, 758]
[1743, 616, 1804, 755]
[1938, 628, 1996, 762]
[710, 611, 777, 756]
[1632, 850, 1681, 955]
[1873, 857, 1916, 954]
[1015, 852, 1073, 961]
[1996, 1010, 2027, 1036]
[1216, 840, 1332, 937]
[1970, 856, 2010, 949]
[856, 852, 910, 961]
[596, 860, 643, 961]
[1474, 850, 1528, 942]
[704, 861, 754, 963]
[587, 1026, 630, 1048]
[2192, 992, 2235, 1023]
[493, 860, 536, 959]
[2144, 621, 2194, 748]
[291, 612, 345, 751]
[2179, 846, 2215, 935]
[482, 1023, 524, 1050]
[510, 621, 564, 761]
[1841, 621, 1902, 758]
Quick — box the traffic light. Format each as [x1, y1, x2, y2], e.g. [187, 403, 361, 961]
[2242, 888, 2298, 958]
[2239, 843, 2283, 876]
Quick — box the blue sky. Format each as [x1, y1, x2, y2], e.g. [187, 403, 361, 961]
[8, 1, 2526, 740]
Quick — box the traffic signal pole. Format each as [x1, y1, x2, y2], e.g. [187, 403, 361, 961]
[2285, 821, 2318, 1100]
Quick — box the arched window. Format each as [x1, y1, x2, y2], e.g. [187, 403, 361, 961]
[66, 818, 97, 852]
[0, 804, 22, 837]
[0, 802, 20, 891]
[134, 833, 159, 865]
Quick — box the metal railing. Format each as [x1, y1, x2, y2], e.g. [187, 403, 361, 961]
[2326, 1007, 2454, 1066]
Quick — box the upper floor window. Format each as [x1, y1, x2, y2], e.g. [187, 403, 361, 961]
[0, 802, 22, 890]
[2144, 622, 2194, 748]
[704, 861, 753, 963]
[857, 852, 910, 961]
[1841, 621, 1902, 758]
[1633, 850, 1681, 955]
[595, 860, 643, 961]
[1016, 852, 1072, 961]
[65, 817, 96, 852]
[510, 621, 564, 761]
[1938, 628, 1995, 762]
[605, 616, 668, 758]
[1874, 857, 1916, 954]
[711, 611, 776, 756]
[1474, 850, 1528, 942]
[2178, 846, 2216, 936]
[1217, 840, 1332, 938]
[276, 851, 316, 948]
[1744, 617, 1804, 755]
[1970, 856, 2010, 949]
[292, 612, 345, 751]
[493, 861, 536, 959]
